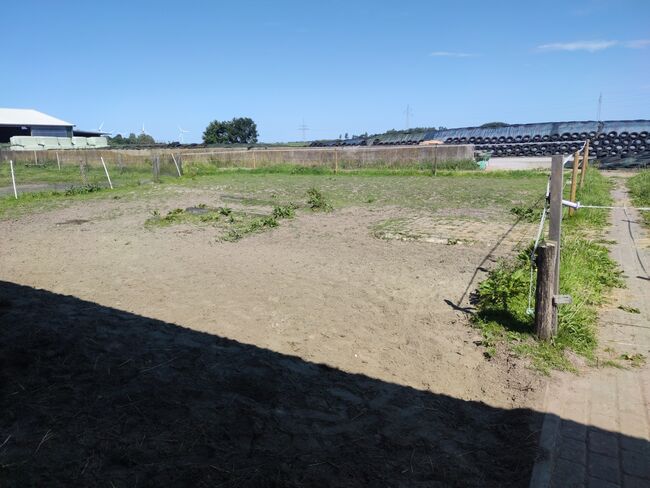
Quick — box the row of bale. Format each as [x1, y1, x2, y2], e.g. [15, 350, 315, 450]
[475, 132, 649, 159]
[310, 120, 650, 166]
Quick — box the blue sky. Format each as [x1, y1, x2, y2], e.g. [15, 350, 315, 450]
[2, 0, 649, 142]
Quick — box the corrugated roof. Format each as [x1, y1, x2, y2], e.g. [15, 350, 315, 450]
[0, 108, 73, 127]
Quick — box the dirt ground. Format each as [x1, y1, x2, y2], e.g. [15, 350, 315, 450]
[0, 183, 545, 486]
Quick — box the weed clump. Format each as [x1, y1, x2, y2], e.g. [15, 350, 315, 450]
[477, 260, 527, 310]
[306, 188, 332, 212]
[509, 206, 539, 223]
[272, 204, 297, 219]
[64, 184, 102, 196]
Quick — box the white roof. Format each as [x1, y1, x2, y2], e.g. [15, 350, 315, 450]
[0, 108, 73, 127]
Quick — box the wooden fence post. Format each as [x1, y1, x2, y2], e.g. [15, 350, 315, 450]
[152, 154, 160, 182]
[434, 145, 439, 175]
[579, 140, 590, 189]
[79, 159, 88, 185]
[535, 241, 557, 340]
[569, 151, 580, 216]
[334, 148, 339, 174]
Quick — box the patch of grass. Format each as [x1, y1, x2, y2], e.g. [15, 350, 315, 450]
[565, 169, 614, 230]
[627, 170, 650, 227]
[222, 215, 279, 242]
[145, 208, 198, 228]
[63, 184, 103, 196]
[509, 205, 540, 223]
[145, 202, 295, 241]
[618, 305, 641, 314]
[181, 161, 482, 177]
[474, 170, 623, 374]
[619, 353, 646, 367]
[306, 187, 332, 212]
[2, 167, 549, 222]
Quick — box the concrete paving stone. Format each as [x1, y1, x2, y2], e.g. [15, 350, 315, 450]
[619, 400, 648, 416]
[591, 413, 620, 432]
[588, 429, 620, 457]
[592, 402, 619, 417]
[623, 474, 650, 488]
[563, 420, 588, 441]
[619, 412, 649, 439]
[559, 435, 588, 465]
[621, 449, 650, 479]
[551, 458, 586, 488]
[587, 477, 620, 488]
[620, 435, 650, 455]
[588, 452, 621, 484]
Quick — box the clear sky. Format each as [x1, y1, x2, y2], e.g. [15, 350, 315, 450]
[2, 0, 649, 142]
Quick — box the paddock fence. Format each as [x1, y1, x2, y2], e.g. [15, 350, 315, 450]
[0, 145, 475, 196]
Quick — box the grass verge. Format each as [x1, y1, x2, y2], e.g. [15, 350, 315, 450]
[627, 170, 650, 227]
[473, 170, 624, 373]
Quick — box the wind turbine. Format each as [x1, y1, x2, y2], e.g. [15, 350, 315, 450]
[178, 125, 190, 144]
[94, 121, 114, 136]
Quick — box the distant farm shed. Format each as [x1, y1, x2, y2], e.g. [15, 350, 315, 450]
[0, 108, 74, 143]
[0, 108, 107, 150]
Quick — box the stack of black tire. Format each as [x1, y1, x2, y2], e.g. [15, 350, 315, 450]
[467, 129, 649, 158]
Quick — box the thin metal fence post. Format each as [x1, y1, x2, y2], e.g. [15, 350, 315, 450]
[9, 160, 18, 199]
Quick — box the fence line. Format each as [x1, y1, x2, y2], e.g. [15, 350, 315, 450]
[0, 144, 474, 171]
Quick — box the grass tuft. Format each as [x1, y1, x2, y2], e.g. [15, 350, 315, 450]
[306, 188, 332, 212]
[628, 170, 650, 227]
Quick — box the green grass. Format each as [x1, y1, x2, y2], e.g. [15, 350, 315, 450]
[175, 170, 548, 213]
[179, 159, 481, 176]
[627, 170, 650, 227]
[474, 170, 624, 373]
[0, 160, 157, 188]
[0, 160, 548, 220]
[564, 166, 614, 230]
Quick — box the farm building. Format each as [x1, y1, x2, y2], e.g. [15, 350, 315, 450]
[0, 108, 107, 150]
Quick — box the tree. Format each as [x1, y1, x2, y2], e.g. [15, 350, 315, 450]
[108, 134, 125, 146]
[203, 117, 258, 144]
[136, 133, 156, 145]
[344, 133, 349, 139]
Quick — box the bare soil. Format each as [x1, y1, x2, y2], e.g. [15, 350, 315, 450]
[0, 187, 544, 486]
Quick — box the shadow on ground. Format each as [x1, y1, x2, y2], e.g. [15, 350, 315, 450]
[0, 280, 647, 487]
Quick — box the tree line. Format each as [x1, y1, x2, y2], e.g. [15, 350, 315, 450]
[108, 133, 156, 146]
